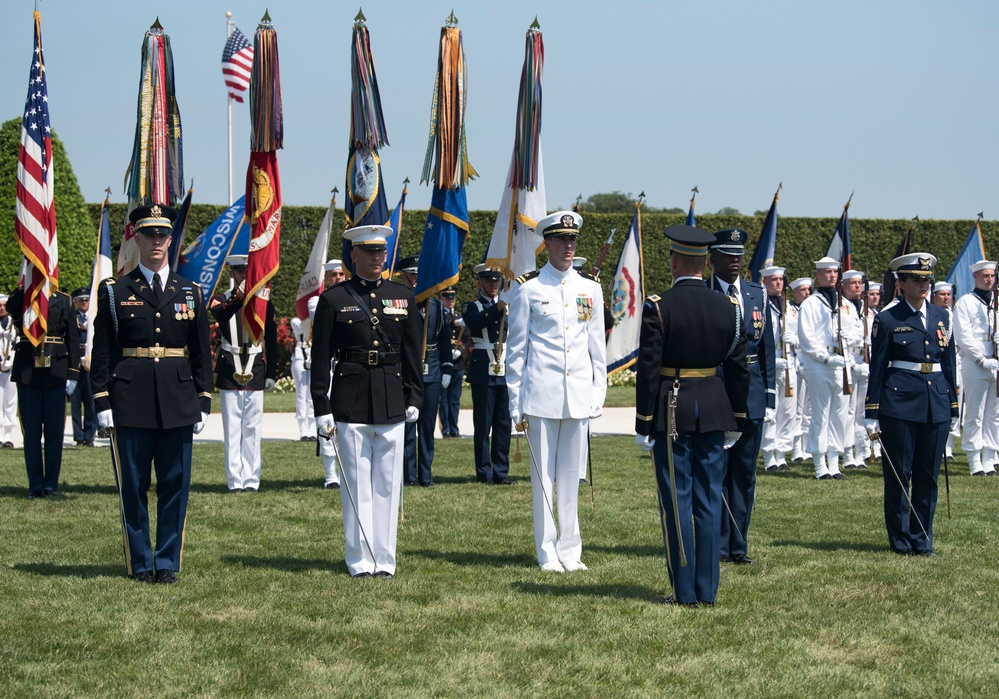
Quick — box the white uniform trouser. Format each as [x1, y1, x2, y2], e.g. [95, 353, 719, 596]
[803, 365, 850, 474]
[291, 353, 314, 438]
[221, 389, 264, 490]
[796, 367, 810, 441]
[526, 415, 585, 567]
[959, 360, 999, 456]
[336, 421, 404, 576]
[762, 369, 795, 455]
[318, 366, 339, 485]
[0, 372, 17, 443]
[850, 369, 871, 460]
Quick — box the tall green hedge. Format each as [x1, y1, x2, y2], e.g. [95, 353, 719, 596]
[0, 119, 95, 295]
[86, 204, 998, 318]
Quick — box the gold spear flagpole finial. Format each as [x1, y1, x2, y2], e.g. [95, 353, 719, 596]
[260, 8, 272, 25]
[530, 16, 541, 30]
[355, 8, 366, 24]
[403, 176, 410, 195]
[446, 9, 458, 26]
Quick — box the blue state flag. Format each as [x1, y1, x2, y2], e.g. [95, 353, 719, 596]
[749, 190, 779, 282]
[946, 220, 987, 298]
[342, 147, 391, 276]
[414, 186, 469, 302]
[686, 191, 696, 226]
[383, 186, 407, 277]
[177, 196, 250, 297]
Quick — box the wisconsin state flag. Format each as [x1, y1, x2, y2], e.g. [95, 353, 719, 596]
[243, 150, 282, 343]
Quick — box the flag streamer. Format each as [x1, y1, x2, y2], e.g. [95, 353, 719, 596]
[421, 25, 477, 189]
[350, 21, 389, 151]
[510, 28, 543, 190]
[249, 21, 283, 152]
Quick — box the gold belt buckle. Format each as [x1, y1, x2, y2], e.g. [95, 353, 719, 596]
[367, 350, 379, 366]
[149, 346, 166, 359]
[920, 362, 933, 373]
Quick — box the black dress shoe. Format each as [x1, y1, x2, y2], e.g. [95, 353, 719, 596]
[661, 595, 698, 607]
[133, 571, 156, 584]
[818, 474, 833, 480]
[27, 490, 43, 500]
[892, 548, 915, 556]
[404, 481, 418, 487]
[730, 554, 754, 565]
[494, 478, 514, 486]
[156, 570, 178, 584]
[719, 554, 732, 563]
[579, 478, 588, 485]
[324, 482, 340, 490]
[228, 488, 244, 493]
[2, 441, 13, 448]
[697, 600, 715, 608]
[352, 571, 373, 579]
[43, 489, 58, 497]
[373, 571, 394, 579]
[832, 473, 847, 480]
[300, 436, 311, 442]
[419, 482, 434, 488]
[986, 470, 997, 477]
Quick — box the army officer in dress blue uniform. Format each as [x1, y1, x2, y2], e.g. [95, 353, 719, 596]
[397, 254, 452, 487]
[463, 264, 513, 485]
[709, 229, 776, 565]
[6, 283, 80, 498]
[310, 225, 423, 578]
[865, 253, 958, 557]
[636, 225, 749, 606]
[92, 205, 213, 584]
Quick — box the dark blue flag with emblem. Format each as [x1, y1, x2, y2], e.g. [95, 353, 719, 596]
[168, 184, 193, 272]
[383, 180, 408, 277]
[749, 183, 781, 282]
[686, 186, 697, 226]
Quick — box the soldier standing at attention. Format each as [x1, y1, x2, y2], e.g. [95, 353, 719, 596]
[506, 211, 606, 573]
[91, 205, 213, 583]
[210, 255, 277, 493]
[439, 286, 465, 439]
[636, 225, 749, 607]
[310, 225, 423, 579]
[463, 264, 513, 485]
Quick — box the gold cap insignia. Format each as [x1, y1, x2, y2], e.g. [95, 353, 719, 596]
[561, 214, 575, 228]
[730, 231, 740, 242]
[919, 257, 931, 270]
[150, 205, 162, 218]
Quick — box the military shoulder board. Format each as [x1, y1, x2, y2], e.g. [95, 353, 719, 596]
[582, 271, 599, 282]
[515, 270, 540, 285]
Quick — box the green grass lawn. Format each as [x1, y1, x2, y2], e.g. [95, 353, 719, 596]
[1, 438, 996, 697]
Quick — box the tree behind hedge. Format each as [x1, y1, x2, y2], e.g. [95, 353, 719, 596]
[0, 118, 95, 295]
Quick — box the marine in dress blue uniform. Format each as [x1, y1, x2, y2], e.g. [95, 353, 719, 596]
[6, 285, 80, 498]
[438, 286, 465, 438]
[708, 229, 776, 565]
[463, 264, 513, 484]
[310, 225, 423, 578]
[636, 225, 749, 606]
[398, 255, 453, 487]
[865, 254, 958, 556]
[91, 205, 213, 583]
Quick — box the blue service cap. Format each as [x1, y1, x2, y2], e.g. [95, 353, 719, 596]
[710, 228, 748, 256]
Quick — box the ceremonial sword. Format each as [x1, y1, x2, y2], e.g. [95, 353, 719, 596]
[515, 419, 558, 534]
[321, 424, 377, 564]
[871, 432, 929, 542]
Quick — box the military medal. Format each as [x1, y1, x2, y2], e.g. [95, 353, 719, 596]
[577, 295, 593, 321]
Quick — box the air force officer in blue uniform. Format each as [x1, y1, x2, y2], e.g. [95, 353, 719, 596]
[92, 205, 213, 584]
[865, 253, 958, 556]
[709, 229, 776, 565]
[636, 225, 749, 606]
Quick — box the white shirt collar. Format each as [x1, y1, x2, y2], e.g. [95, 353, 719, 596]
[138, 263, 169, 289]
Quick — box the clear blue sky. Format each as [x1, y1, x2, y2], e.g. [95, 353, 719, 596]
[1, 0, 996, 220]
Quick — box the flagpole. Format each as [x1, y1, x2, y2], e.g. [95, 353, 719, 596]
[226, 11, 234, 205]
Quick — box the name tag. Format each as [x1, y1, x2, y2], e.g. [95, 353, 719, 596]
[119, 301, 144, 306]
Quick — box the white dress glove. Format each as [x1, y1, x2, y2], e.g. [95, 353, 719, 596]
[853, 363, 870, 378]
[589, 404, 603, 419]
[317, 414, 336, 439]
[764, 407, 776, 423]
[193, 412, 208, 435]
[452, 348, 462, 360]
[264, 378, 276, 392]
[865, 418, 880, 437]
[950, 417, 959, 431]
[825, 355, 847, 368]
[441, 374, 452, 390]
[97, 410, 114, 430]
[405, 406, 420, 423]
[723, 431, 741, 449]
[636, 434, 655, 452]
[981, 358, 999, 373]
[774, 357, 788, 371]
[0, 360, 11, 372]
[65, 379, 78, 396]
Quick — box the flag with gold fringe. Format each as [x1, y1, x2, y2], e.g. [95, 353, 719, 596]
[242, 10, 282, 344]
[484, 20, 546, 280]
[342, 11, 391, 277]
[415, 13, 476, 303]
[119, 18, 184, 275]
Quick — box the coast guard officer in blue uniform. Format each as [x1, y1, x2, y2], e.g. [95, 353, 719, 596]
[709, 228, 775, 565]
[865, 253, 958, 557]
[463, 263, 513, 485]
[92, 205, 213, 584]
[636, 225, 749, 606]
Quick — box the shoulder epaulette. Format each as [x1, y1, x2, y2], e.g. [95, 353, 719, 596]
[744, 279, 763, 289]
[102, 276, 116, 287]
[646, 294, 661, 303]
[515, 270, 540, 285]
[583, 271, 599, 282]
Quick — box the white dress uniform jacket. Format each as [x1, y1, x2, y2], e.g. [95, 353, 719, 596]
[953, 291, 999, 471]
[505, 262, 607, 419]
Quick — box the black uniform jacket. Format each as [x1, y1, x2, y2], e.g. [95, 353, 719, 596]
[91, 268, 213, 429]
[7, 287, 80, 388]
[636, 278, 750, 436]
[209, 291, 277, 391]
[310, 275, 423, 424]
[462, 294, 507, 386]
[443, 306, 465, 373]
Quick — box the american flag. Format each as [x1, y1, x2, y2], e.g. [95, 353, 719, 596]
[15, 10, 58, 346]
[222, 27, 254, 103]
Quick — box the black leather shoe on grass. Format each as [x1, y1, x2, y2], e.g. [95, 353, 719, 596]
[156, 570, 178, 584]
[133, 571, 156, 584]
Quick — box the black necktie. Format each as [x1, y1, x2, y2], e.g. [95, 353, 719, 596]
[728, 284, 738, 299]
[153, 274, 163, 304]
